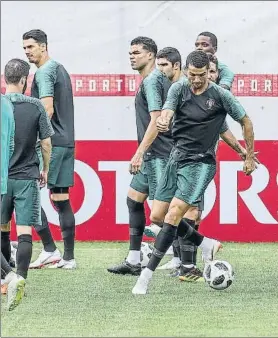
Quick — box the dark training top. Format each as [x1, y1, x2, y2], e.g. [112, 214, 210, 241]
[135, 68, 173, 160]
[6, 93, 54, 180]
[31, 59, 75, 148]
[163, 77, 246, 162]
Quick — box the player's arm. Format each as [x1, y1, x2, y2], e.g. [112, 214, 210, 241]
[134, 111, 161, 158]
[41, 97, 54, 119]
[218, 61, 235, 90]
[157, 81, 183, 132]
[38, 102, 55, 185]
[129, 76, 165, 174]
[219, 87, 256, 175]
[35, 66, 56, 119]
[220, 120, 245, 155]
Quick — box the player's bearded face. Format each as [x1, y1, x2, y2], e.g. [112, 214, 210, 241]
[187, 65, 208, 90]
[129, 44, 152, 71]
[23, 39, 44, 64]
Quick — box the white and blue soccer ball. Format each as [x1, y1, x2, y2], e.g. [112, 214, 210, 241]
[203, 260, 235, 290]
[140, 242, 154, 267]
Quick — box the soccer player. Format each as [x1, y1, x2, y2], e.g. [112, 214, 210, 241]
[132, 51, 256, 295]
[1, 59, 53, 309]
[23, 29, 76, 269]
[107, 37, 173, 276]
[1, 94, 15, 296]
[195, 31, 234, 90]
[147, 47, 250, 282]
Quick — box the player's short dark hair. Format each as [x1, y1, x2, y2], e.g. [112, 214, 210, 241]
[131, 36, 157, 56]
[157, 47, 182, 69]
[207, 53, 219, 70]
[198, 31, 218, 48]
[185, 51, 210, 69]
[23, 29, 48, 48]
[4, 59, 30, 85]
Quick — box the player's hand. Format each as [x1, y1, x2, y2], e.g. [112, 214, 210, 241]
[243, 157, 257, 176]
[129, 152, 143, 175]
[156, 116, 170, 132]
[239, 150, 260, 168]
[39, 171, 48, 188]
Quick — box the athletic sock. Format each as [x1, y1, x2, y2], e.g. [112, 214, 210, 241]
[147, 223, 177, 271]
[16, 234, 32, 279]
[36, 208, 57, 252]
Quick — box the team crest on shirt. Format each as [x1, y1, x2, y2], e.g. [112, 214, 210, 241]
[206, 98, 216, 110]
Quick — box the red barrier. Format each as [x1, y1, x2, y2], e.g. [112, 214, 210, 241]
[10, 140, 277, 242]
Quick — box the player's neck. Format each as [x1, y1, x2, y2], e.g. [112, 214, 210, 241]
[139, 62, 155, 78]
[5, 85, 23, 94]
[36, 54, 51, 68]
[172, 70, 182, 83]
[191, 80, 210, 95]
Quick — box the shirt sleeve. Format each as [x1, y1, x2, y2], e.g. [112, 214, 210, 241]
[9, 117, 15, 159]
[37, 102, 55, 140]
[216, 84, 246, 121]
[35, 62, 57, 98]
[218, 61, 235, 89]
[162, 80, 185, 111]
[219, 119, 229, 134]
[143, 74, 164, 113]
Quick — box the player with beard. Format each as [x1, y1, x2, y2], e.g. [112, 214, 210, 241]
[132, 51, 256, 295]
[145, 47, 255, 282]
[23, 29, 76, 269]
[107, 37, 174, 276]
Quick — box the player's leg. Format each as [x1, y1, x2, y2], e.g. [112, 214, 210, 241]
[30, 145, 59, 268]
[47, 147, 75, 269]
[1, 222, 11, 270]
[6, 179, 39, 310]
[1, 252, 13, 279]
[178, 206, 204, 282]
[1, 186, 13, 271]
[29, 204, 61, 268]
[132, 160, 221, 294]
[1, 222, 11, 279]
[107, 162, 149, 275]
[1, 186, 14, 294]
[1, 252, 16, 295]
[133, 197, 189, 294]
[143, 158, 169, 239]
[132, 156, 180, 293]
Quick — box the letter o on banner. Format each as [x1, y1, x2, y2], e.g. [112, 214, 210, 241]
[41, 160, 103, 226]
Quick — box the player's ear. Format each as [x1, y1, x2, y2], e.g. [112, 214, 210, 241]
[40, 42, 47, 52]
[149, 52, 154, 60]
[21, 76, 28, 94]
[174, 62, 180, 70]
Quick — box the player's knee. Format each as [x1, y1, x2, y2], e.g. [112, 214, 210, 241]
[184, 207, 199, 222]
[50, 187, 69, 201]
[126, 197, 145, 235]
[126, 197, 144, 212]
[16, 225, 32, 236]
[195, 211, 202, 227]
[165, 206, 183, 225]
[150, 210, 164, 225]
